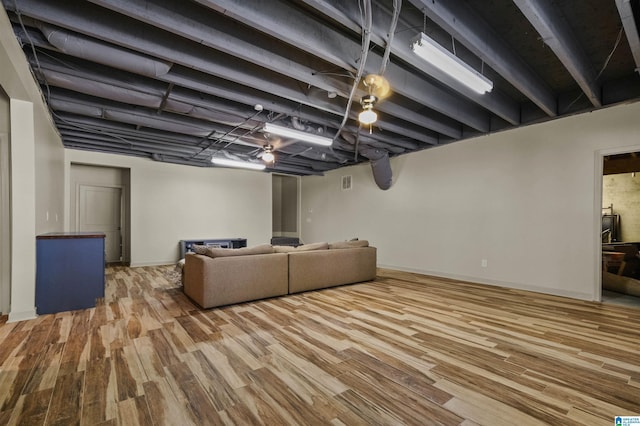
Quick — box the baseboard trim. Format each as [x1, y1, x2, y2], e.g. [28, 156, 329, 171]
[377, 264, 593, 301]
[8, 308, 37, 323]
[129, 261, 177, 268]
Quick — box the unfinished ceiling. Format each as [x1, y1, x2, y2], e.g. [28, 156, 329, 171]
[3, 0, 640, 177]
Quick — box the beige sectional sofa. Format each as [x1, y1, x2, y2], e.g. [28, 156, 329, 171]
[183, 241, 376, 309]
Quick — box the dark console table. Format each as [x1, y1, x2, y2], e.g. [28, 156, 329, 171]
[179, 238, 247, 258]
[36, 232, 105, 315]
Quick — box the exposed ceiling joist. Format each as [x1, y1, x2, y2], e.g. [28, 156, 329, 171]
[191, 0, 492, 132]
[2, 0, 639, 177]
[299, 0, 521, 126]
[408, 0, 557, 117]
[513, 0, 602, 107]
[616, 0, 640, 74]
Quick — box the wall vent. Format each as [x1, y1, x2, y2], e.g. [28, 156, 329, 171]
[341, 175, 352, 191]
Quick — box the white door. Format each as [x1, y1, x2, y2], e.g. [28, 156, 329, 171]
[79, 185, 122, 263]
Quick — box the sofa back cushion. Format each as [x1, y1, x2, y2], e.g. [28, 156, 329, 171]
[274, 242, 329, 252]
[329, 240, 369, 249]
[294, 242, 329, 251]
[191, 244, 208, 254]
[205, 243, 274, 258]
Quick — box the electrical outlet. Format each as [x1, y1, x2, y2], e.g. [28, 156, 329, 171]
[481, 259, 488, 268]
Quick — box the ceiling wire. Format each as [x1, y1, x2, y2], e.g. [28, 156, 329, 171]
[331, 0, 373, 145]
[562, 26, 624, 113]
[353, 0, 402, 161]
[378, 0, 402, 77]
[595, 27, 624, 81]
[188, 110, 263, 159]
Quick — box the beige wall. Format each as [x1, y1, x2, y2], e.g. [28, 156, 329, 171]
[65, 150, 272, 266]
[301, 101, 640, 301]
[602, 173, 640, 242]
[0, 88, 10, 314]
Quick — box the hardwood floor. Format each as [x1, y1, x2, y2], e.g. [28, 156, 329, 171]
[0, 266, 639, 425]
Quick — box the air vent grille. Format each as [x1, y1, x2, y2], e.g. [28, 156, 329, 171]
[341, 175, 352, 191]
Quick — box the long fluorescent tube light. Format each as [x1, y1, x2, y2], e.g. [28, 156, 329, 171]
[211, 157, 266, 170]
[411, 32, 493, 94]
[263, 123, 332, 146]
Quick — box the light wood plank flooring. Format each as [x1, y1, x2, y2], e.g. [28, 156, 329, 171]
[0, 265, 639, 425]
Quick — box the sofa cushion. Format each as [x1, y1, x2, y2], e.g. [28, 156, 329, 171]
[288, 246, 377, 294]
[192, 244, 208, 254]
[329, 240, 369, 249]
[205, 243, 274, 258]
[275, 242, 328, 252]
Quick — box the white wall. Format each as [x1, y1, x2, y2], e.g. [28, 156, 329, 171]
[66, 150, 272, 265]
[9, 100, 36, 321]
[301, 101, 640, 301]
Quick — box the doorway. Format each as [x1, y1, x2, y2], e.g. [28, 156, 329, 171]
[272, 174, 299, 243]
[70, 164, 130, 264]
[600, 152, 640, 308]
[79, 185, 122, 262]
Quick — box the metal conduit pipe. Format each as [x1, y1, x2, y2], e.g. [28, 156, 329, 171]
[42, 69, 163, 109]
[37, 23, 173, 78]
[60, 131, 203, 156]
[56, 114, 266, 149]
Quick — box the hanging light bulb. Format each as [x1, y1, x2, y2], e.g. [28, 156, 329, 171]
[262, 145, 275, 163]
[359, 105, 377, 125]
[358, 94, 378, 125]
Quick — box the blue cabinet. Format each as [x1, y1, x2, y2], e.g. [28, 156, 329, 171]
[36, 232, 105, 315]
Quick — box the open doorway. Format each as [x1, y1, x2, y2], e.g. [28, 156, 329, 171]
[271, 174, 300, 247]
[70, 164, 131, 264]
[601, 152, 640, 308]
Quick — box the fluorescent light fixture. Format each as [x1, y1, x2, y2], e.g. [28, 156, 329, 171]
[263, 122, 332, 146]
[211, 157, 266, 170]
[411, 32, 493, 94]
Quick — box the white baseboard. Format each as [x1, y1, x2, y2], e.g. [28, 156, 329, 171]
[129, 261, 177, 267]
[8, 308, 37, 323]
[377, 264, 593, 301]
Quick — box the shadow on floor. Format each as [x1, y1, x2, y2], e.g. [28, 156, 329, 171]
[602, 290, 640, 309]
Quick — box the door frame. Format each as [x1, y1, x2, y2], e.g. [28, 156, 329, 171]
[271, 173, 300, 239]
[594, 144, 640, 301]
[0, 132, 10, 314]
